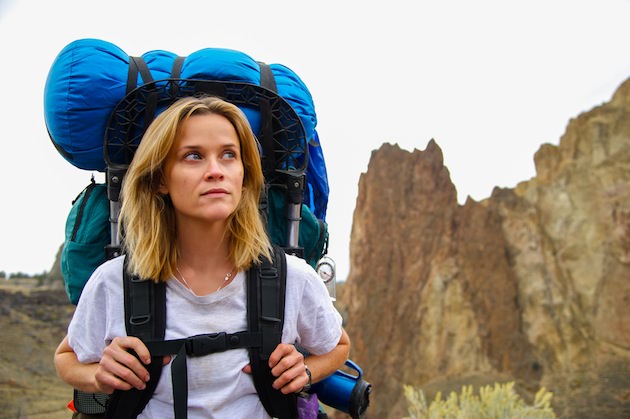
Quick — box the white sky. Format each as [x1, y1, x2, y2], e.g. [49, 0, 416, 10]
[1, 0, 629, 281]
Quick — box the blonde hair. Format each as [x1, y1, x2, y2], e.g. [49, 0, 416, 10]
[119, 96, 271, 281]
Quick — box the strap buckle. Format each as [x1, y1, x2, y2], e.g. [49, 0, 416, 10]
[185, 332, 227, 356]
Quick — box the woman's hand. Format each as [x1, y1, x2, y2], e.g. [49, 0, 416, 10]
[240, 329, 351, 395]
[268, 343, 310, 394]
[241, 343, 309, 394]
[55, 335, 172, 394]
[93, 336, 153, 394]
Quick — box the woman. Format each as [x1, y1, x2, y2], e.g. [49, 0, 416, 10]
[55, 96, 350, 418]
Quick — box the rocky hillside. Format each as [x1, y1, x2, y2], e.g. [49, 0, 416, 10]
[0, 279, 75, 419]
[341, 77, 630, 418]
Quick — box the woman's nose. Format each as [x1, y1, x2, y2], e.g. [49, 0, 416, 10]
[204, 158, 224, 180]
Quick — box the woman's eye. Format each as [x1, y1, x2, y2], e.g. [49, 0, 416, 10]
[223, 150, 237, 159]
[184, 151, 202, 161]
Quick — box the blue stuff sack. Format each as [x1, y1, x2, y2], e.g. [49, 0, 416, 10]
[44, 39, 317, 172]
[61, 179, 110, 304]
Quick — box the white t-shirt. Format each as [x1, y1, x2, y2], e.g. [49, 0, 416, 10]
[68, 253, 343, 419]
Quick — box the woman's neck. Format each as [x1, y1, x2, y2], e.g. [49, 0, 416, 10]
[176, 220, 230, 266]
[174, 219, 235, 295]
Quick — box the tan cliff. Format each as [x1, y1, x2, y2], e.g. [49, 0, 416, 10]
[340, 78, 630, 418]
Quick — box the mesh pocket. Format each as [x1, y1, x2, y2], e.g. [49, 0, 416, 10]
[73, 389, 109, 415]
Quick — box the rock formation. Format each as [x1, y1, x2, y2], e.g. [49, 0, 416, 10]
[341, 77, 630, 418]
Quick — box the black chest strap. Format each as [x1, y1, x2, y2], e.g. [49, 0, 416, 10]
[143, 330, 263, 419]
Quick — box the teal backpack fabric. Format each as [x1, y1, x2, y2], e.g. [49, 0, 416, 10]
[267, 187, 328, 269]
[61, 180, 110, 304]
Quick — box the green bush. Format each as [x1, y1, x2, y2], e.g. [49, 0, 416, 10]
[403, 381, 556, 419]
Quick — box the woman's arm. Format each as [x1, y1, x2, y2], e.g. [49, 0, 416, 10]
[304, 327, 351, 384]
[267, 328, 351, 394]
[54, 334, 153, 394]
[55, 335, 101, 392]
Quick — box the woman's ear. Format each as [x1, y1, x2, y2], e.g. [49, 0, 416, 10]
[157, 176, 168, 195]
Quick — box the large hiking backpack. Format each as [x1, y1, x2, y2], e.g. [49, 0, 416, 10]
[47, 39, 329, 284]
[46, 39, 369, 418]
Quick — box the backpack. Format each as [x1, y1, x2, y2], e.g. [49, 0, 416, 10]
[46, 39, 360, 418]
[44, 39, 328, 418]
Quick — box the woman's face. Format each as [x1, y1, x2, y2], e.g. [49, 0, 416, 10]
[159, 112, 244, 226]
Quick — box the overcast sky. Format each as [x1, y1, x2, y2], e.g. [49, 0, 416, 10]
[1, 0, 629, 282]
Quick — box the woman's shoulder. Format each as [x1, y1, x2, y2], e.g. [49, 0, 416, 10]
[94, 254, 126, 277]
[282, 252, 330, 297]
[82, 255, 126, 294]
[283, 252, 317, 278]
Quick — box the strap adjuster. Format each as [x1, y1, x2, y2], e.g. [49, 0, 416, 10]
[259, 266, 278, 280]
[185, 333, 228, 356]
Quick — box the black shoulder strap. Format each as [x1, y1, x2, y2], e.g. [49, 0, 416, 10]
[104, 257, 166, 419]
[248, 246, 297, 419]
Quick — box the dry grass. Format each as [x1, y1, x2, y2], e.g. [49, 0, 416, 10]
[0, 281, 75, 419]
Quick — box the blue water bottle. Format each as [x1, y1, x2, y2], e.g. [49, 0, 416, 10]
[311, 359, 371, 418]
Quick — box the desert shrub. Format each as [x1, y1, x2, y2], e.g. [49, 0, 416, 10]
[403, 381, 556, 419]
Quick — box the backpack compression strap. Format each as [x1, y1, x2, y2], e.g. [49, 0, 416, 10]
[248, 246, 298, 419]
[126, 56, 157, 135]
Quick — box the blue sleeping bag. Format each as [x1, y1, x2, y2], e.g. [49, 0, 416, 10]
[44, 38, 328, 220]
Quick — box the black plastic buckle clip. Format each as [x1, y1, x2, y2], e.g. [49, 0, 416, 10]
[186, 332, 227, 356]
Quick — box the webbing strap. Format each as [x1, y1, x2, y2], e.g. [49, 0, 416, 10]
[126, 56, 140, 94]
[127, 56, 154, 91]
[126, 56, 158, 134]
[258, 61, 277, 93]
[259, 257, 283, 358]
[171, 56, 185, 79]
[145, 331, 262, 357]
[169, 56, 185, 96]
